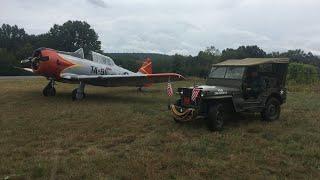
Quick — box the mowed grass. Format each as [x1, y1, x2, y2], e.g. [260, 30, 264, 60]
[0, 78, 319, 179]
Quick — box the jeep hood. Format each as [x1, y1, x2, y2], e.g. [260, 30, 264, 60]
[187, 85, 240, 95]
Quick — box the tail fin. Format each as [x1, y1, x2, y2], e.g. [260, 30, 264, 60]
[138, 58, 152, 74]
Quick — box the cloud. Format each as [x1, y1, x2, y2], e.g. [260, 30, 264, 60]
[87, 0, 108, 8]
[1, 0, 320, 55]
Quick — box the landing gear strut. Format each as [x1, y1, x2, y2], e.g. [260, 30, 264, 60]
[72, 82, 86, 101]
[43, 79, 56, 96]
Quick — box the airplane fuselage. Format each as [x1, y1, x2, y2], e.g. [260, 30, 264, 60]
[58, 53, 135, 77]
[33, 48, 137, 82]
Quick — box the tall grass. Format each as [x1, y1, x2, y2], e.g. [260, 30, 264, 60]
[0, 78, 319, 179]
[287, 80, 320, 93]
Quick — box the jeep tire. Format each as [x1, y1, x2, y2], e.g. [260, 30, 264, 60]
[261, 98, 281, 121]
[206, 103, 224, 131]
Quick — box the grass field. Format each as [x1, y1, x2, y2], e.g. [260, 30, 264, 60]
[0, 78, 319, 179]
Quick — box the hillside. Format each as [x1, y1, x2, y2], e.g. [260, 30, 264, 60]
[105, 53, 175, 73]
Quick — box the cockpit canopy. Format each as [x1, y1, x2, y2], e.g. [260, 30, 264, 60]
[57, 48, 115, 66]
[58, 48, 84, 59]
[91, 51, 115, 66]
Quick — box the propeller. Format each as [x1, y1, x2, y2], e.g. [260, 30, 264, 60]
[20, 49, 49, 70]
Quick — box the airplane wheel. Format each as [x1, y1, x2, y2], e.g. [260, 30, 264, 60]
[72, 88, 86, 101]
[43, 86, 56, 97]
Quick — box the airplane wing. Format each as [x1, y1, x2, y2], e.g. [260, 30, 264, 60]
[61, 73, 184, 87]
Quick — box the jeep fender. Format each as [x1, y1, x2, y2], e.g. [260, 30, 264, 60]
[202, 95, 237, 113]
[263, 92, 283, 106]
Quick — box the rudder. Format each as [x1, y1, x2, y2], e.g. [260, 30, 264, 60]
[138, 58, 152, 74]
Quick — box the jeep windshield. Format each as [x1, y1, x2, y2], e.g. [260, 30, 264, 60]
[209, 66, 245, 79]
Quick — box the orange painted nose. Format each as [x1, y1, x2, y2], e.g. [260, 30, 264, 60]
[37, 48, 75, 79]
[33, 49, 58, 78]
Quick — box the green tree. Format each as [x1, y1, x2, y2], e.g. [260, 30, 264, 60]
[221, 45, 266, 60]
[16, 43, 34, 59]
[0, 48, 29, 75]
[204, 46, 221, 56]
[172, 54, 187, 75]
[281, 49, 320, 67]
[48, 20, 101, 55]
[194, 46, 221, 77]
[287, 63, 318, 84]
[0, 24, 28, 52]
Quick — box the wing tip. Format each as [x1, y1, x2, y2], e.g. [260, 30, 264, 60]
[173, 73, 185, 80]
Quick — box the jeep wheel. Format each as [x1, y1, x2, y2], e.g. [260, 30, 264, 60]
[261, 98, 281, 121]
[207, 104, 224, 131]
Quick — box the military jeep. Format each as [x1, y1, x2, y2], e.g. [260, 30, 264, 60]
[170, 58, 289, 131]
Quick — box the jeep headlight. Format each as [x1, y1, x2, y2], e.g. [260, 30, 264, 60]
[201, 91, 205, 97]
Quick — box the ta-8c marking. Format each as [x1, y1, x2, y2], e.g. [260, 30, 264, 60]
[90, 66, 112, 75]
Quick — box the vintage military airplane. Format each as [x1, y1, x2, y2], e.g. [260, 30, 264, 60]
[20, 47, 184, 100]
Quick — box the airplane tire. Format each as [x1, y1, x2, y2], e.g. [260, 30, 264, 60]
[49, 87, 56, 96]
[43, 88, 48, 97]
[43, 86, 56, 97]
[72, 88, 86, 101]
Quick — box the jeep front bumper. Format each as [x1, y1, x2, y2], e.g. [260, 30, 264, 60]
[170, 104, 198, 122]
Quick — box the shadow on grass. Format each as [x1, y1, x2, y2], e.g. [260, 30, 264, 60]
[226, 113, 260, 127]
[174, 113, 262, 131]
[175, 118, 207, 130]
[24, 90, 165, 105]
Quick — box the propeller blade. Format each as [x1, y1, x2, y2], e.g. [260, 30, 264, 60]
[14, 66, 34, 73]
[20, 57, 32, 64]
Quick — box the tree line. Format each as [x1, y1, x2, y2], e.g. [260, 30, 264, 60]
[0, 21, 319, 83]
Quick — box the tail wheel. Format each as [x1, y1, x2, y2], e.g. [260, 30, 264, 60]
[206, 103, 224, 131]
[72, 88, 86, 101]
[261, 98, 281, 121]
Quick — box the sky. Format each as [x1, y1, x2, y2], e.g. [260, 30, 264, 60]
[1, 0, 320, 55]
